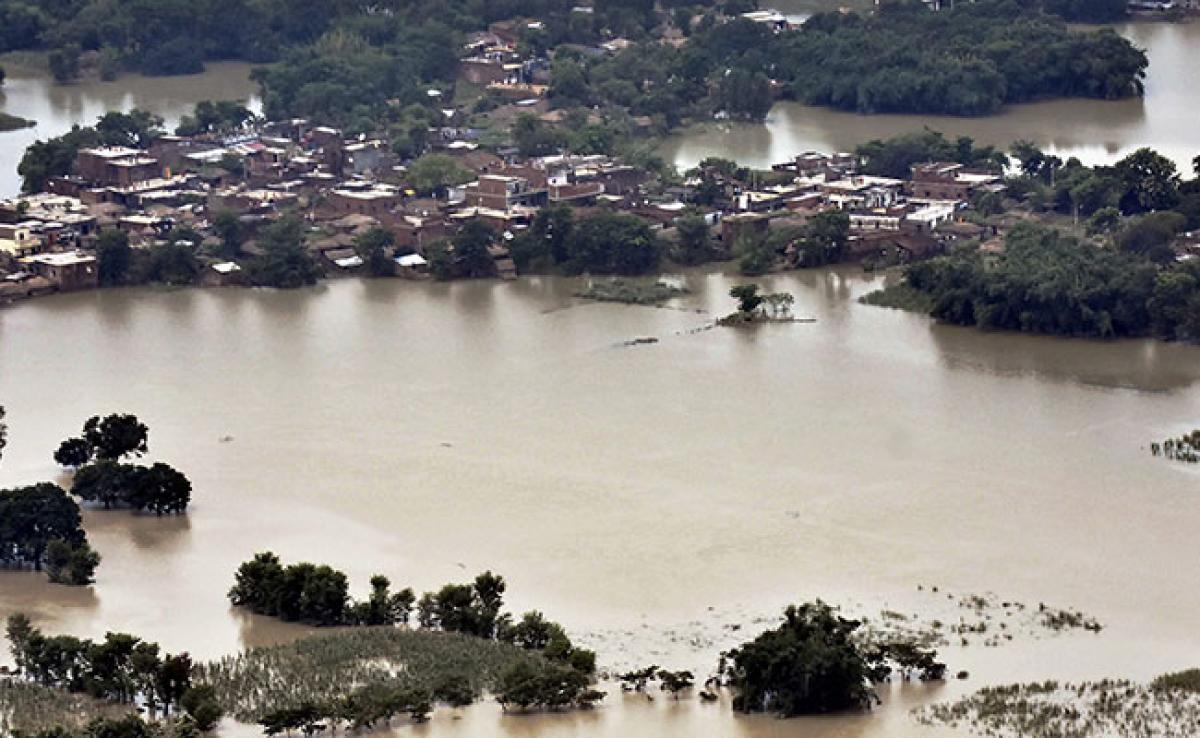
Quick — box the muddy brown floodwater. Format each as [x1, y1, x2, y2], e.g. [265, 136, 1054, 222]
[0, 61, 259, 196]
[0, 269, 1198, 736]
[661, 21, 1200, 175]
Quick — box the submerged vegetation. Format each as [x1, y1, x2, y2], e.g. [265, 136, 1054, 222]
[864, 221, 1200, 342]
[195, 627, 599, 725]
[917, 675, 1200, 738]
[1150, 430, 1200, 464]
[720, 601, 945, 717]
[3, 614, 222, 734]
[55, 414, 193, 516]
[575, 279, 689, 306]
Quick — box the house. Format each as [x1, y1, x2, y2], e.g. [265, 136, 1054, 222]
[327, 184, 403, 218]
[909, 162, 1003, 201]
[19, 252, 99, 291]
[75, 148, 161, 187]
[464, 174, 548, 211]
[0, 222, 44, 257]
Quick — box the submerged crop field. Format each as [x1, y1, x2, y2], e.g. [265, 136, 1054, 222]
[195, 628, 549, 722]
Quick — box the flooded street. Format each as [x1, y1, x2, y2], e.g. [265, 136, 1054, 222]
[662, 22, 1200, 174]
[0, 271, 1197, 735]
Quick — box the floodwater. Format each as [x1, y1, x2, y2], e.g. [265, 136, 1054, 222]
[0, 61, 259, 196]
[662, 21, 1200, 174]
[0, 271, 1198, 736]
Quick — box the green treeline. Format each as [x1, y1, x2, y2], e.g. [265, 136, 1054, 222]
[0, 483, 99, 585]
[228, 553, 597, 674]
[891, 222, 1200, 340]
[5, 614, 223, 732]
[775, 1, 1145, 116]
[550, 0, 1146, 123]
[2, 0, 1146, 124]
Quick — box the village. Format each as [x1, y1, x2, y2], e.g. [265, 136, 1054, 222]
[0, 125, 1009, 304]
[0, 10, 1113, 304]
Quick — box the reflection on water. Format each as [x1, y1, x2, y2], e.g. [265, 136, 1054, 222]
[662, 22, 1200, 174]
[0, 272, 1198, 738]
[0, 62, 259, 196]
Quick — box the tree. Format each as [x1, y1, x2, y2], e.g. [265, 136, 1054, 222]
[564, 213, 661, 275]
[724, 601, 874, 715]
[44, 538, 100, 585]
[1115, 148, 1180, 214]
[95, 111, 164, 149]
[512, 114, 567, 158]
[729, 284, 763, 314]
[452, 219, 497, 279]
[212, 211, 243, 260]
[82, 414, 149, 461]
[673, 214, 714, 265]
[48, 44, 81, 83]
[798, 210, 850, 267]
[248, 215, 321, 288]
[55, 437, 93, 468]
[72, 461, 138, 508]
[353, 227, 396, 277]
[96, 230, 133, 287]
[0, 483, 87, 575]
[1116, 211, 1186, 264]
[406, 154, 471, 196]
[657, 669, 694, 698]
[128, 463, 192, 515]
[182, 684, 224, 732]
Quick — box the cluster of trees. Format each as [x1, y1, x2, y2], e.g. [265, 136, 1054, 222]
[1150, 430, 1200, 464]
[1008, 144, 1200, 229]
[897, 222, 1200, 341]
[775, 1, 1145, 116]
[856, 130, 1009, 180]
[14, 714, 207, 738]
[0, 483, 99, 585]
[508, 206, 663, 275]
[547, 1, 1145, 126]
[228, 554, 598, 679]
[736, 210, 851, 275]
[54, 414, 192, 516]
[720, 601, 945, 716]
[616, 665, 695, 697]
[6, 615, 223, 731]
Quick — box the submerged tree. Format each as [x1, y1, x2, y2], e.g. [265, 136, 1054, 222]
[723, 601, 875, 716]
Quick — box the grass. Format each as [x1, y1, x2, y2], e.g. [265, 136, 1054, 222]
[1153, 670, 1200, 694]
[0, 680, 133, 735]
[858, 283, 935, 313]
[0, 112, 35, 132]
[195, 627, 551, 722]
[916, 675, 1200, 738]
[575, 278, 689, 306]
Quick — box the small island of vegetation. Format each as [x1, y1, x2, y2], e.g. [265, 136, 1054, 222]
[1150, 430, 1200, 464]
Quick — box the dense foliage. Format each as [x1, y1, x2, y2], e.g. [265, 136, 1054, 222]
[510, 207, 663, 275]
[4, 615, 219, 730]
[54, 414, 192, 516]
[893, 222, 1200, 341]
[196, 627, 592, 725]
[548, 0, 1146, 124]
[776, 1, 1145, 116]
[856, 130, 1009, 179]
[0, 483, 98, 585]
[723, 601, 876, 715]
